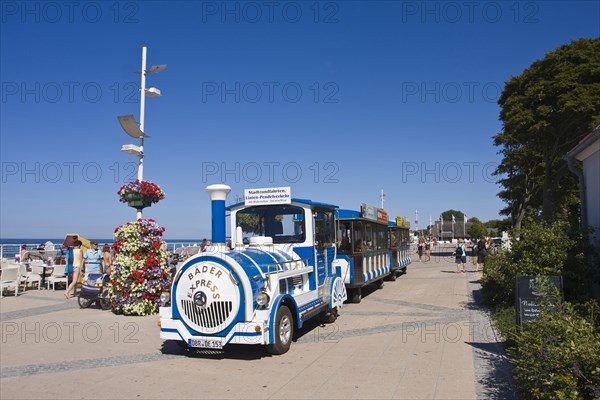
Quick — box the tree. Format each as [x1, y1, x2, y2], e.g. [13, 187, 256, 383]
[468, 219, 487, 238]
[494, 38, 600, 229]
[441, 210, 464, 222]
[485, 218, 512, 234]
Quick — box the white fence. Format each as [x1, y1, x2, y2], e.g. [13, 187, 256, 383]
[1, 241, 203, 262]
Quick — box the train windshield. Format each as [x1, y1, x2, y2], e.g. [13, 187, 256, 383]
[236, 205, 306, 244]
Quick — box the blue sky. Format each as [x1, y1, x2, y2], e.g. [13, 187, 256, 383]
[1, 1, 599, 239]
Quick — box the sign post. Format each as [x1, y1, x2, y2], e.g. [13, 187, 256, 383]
[515, 275, 563, 327]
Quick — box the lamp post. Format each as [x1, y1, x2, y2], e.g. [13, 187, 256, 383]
[118, 46, 166, 220]
[415, 209, 418, 238]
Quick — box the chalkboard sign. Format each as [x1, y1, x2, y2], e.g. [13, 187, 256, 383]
[515, 275, 563, 327]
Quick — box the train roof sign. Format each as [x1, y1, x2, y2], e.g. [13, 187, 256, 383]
[244, 187, 291, 206]
[377, 208, 388, 223]
[361, 203, 377, 220]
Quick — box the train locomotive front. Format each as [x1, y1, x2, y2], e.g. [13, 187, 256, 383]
[159, 185, 347, 354]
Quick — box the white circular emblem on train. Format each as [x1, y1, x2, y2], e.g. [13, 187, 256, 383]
[175, 262, 240, 334]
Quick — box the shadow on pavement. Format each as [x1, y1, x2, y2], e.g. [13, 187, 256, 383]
[466, 280, 517, 400]
[467, 341, 517, 400]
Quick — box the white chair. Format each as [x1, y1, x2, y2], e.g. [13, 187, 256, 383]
[0, 267, 20, 297]
[47, 268, 68, 290]
[29, 265, 46, 290]
[18, 263, 29, 290]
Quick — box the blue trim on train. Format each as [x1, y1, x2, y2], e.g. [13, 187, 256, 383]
[337, 209, 361, 219]
[298, 297, 323, 312]
[161, 328, 186, 342]
[292, 246, 317, 290]
[269, 294, 300, 342]
[225, 331, 262, 344]
[238, 248, 282, 273]
[336, 254, 354, 284]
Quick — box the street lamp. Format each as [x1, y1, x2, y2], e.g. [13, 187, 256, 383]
[415, 209, 419, 238]
[118, 46, 166, 220]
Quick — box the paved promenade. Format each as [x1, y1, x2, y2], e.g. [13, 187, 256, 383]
[1, 245, 515, 399]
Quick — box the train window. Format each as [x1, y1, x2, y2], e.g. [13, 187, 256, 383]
[337, 222, 352, 252]
[364, 224, 374, 250]
[389, 229, 400, 249]
[377, 226, 388, 250]
[314, 208, 335, 249]
[237, 205, 306, 244]
[353, 221, 364, 252]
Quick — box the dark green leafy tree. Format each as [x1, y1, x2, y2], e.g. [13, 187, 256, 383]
[467, 218, 487, 238]
[485, 218, 512, 233]
[441, 210, 464, 222]
[494, 38, 600, 229]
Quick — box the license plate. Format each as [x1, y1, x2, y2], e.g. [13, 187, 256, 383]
[189, 338, 223, 349]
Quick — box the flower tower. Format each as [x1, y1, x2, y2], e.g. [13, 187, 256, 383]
[110, 181, 170, 315]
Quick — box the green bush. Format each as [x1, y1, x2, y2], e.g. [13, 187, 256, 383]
[490, 306, 517, 342]
[509, 300, 600, 399]
[481, 218, 585, 308]
[482, 251, 516, 306]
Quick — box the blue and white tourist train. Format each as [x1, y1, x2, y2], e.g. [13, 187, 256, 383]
[159, 185, 347, 354]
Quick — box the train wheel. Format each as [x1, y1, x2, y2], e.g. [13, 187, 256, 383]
[78, 296, 93, 309]
[388, 271, 397, 281]
[375, 279, 384, 289]
[322, 307, 338, 323]
[266, 306, 293, 355]
[350, 288, 362, 303]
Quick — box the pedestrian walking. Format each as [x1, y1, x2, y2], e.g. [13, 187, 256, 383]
[65, 240, 83, 299]
[455, 239, 467, 273]
[475, 236, 489, 272]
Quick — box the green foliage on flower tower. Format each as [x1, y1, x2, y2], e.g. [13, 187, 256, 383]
[108, 219, 171, 315]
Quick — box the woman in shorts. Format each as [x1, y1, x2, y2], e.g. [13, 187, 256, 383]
[455, 239, 467, 273]
[65, 240, 83, 299]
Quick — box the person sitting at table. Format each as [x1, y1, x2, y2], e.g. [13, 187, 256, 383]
[65, 240, 83, 299]
[84, 241, 103, 277]
[20, 244, 28, 259]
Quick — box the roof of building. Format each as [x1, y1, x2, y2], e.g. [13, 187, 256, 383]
[566, 124, 600, 161]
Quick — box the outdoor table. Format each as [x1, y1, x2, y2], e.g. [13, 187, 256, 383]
[40, 265, 55, 289]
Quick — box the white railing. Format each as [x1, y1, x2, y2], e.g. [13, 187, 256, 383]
[1, 241, 203, 261]
[0, 243, 42, 262]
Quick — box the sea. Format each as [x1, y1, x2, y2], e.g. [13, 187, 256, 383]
[0, 238, 202, 260]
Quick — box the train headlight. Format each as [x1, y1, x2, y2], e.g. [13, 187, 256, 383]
[160, 291, 171, 306]
[256, 292, 270, 308]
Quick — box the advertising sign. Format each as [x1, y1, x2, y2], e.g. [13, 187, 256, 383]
[377, 208, 388, 223]
[515, 275, 563, 327]
[361, 203, 377, 221]
[244, 187, 291, 206]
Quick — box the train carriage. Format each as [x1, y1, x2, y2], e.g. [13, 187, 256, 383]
[334, 204, 391, 303]
[388, 219, 412, 280]
[159, 185, 347, 354]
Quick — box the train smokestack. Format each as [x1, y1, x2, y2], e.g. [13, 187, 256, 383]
[205, 184, 231, 244]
